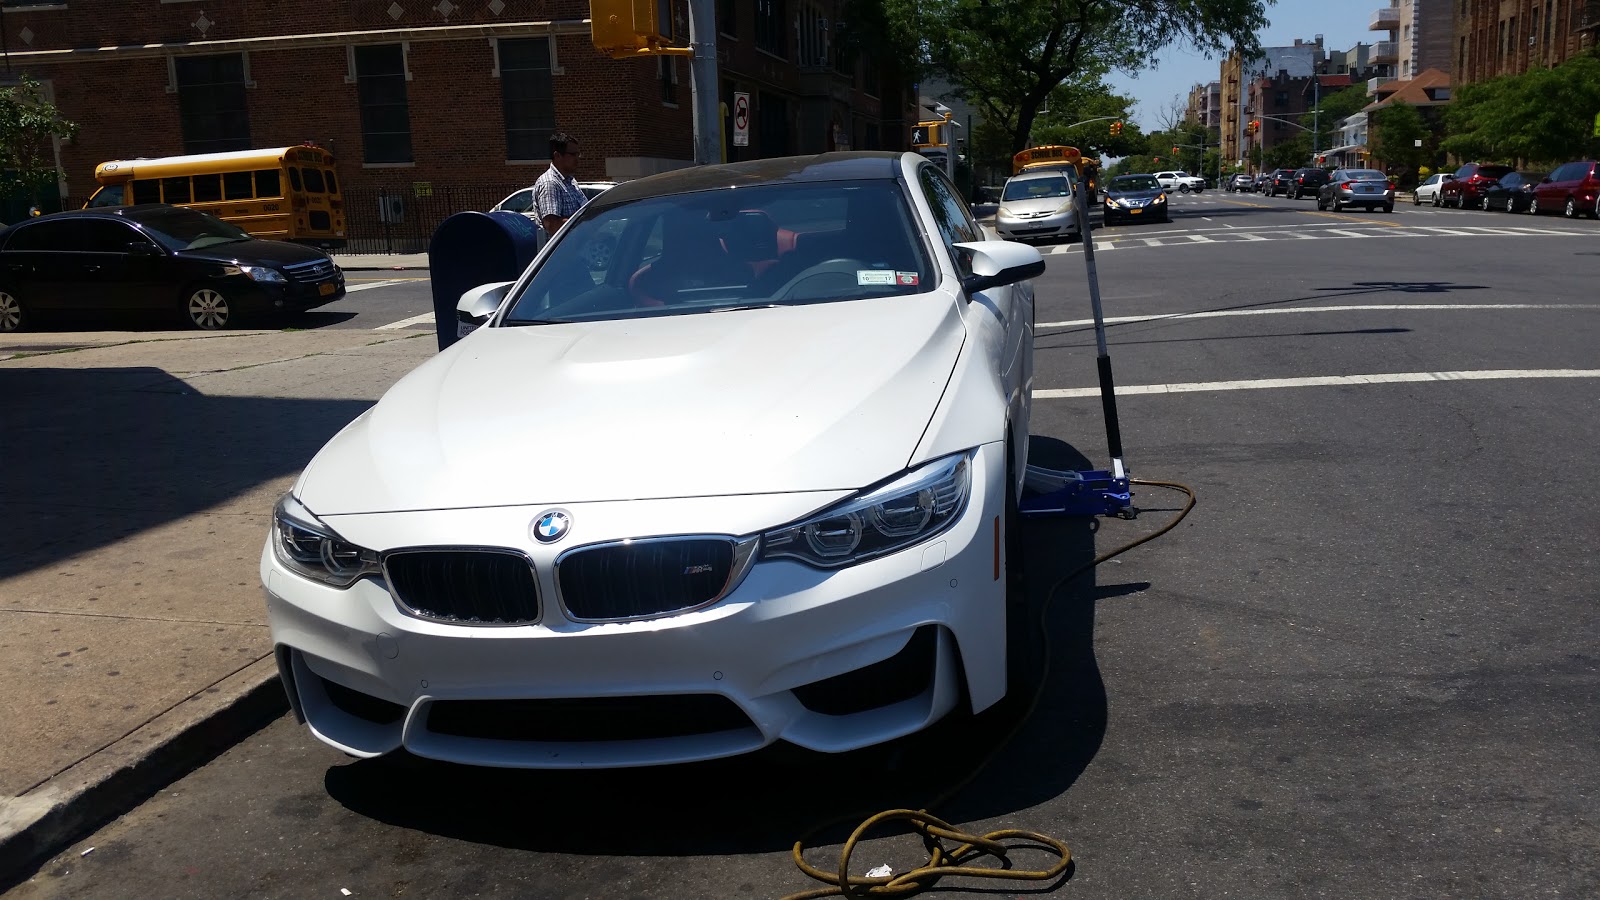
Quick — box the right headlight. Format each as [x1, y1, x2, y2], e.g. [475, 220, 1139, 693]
[272, 493, 381, 588]
[760, 452, 972, 569]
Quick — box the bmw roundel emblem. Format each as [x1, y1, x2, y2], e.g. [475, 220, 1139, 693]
[532, 509, 572, 544]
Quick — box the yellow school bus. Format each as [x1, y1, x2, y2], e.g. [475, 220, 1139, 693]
[1012, 145, 1100, 194]
[85, 145, 345, 248]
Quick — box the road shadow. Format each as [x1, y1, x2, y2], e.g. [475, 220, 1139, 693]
[0, 366, 374, 579]
[323, 435, 1114, 857]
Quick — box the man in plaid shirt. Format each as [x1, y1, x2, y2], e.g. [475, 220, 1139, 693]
[533, 130, 587, 237]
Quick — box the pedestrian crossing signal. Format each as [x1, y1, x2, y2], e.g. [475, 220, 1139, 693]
[911, 122, 944, 147]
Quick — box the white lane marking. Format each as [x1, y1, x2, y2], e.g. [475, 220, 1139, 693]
[344, 279, 409, 293]
[1187, 234, 1216, 243]
[1034, 369, 1600, 399]
[373, 311, 437, 330]
[1322, 229, 1371, 238]
[1036, 303, 1598, 331]
[1046, 223, 1589, 252]
[1414, 226, 1478, 236]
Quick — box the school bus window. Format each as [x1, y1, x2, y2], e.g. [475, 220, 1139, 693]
[223, 171, 253, 200]
[193, 174, 222, 203]
[287, 168, 303, 192]
[162, 176, 192, 204]
[302, 168, 326, 193]
[254, 169, 281, 198]
[324, 170, 339, 193]
[89, 185, 125, 207]
[133, 180, 161, 205]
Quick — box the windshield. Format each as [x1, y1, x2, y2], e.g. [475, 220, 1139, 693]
[1111, 175, 1160, 192]
[133, 207, 253, 250]
[502, 180, 933, 325]
[1344, 170, 1387, 180]
[1003, 174, 1072, 201]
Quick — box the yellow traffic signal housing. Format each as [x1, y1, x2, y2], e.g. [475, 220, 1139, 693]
[590, 0, 689, 58]
[911, 121, 944, 147]
[1110, 121, 1123, 136]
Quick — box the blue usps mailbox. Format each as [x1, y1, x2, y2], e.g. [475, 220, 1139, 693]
[427, 211, 542, 351]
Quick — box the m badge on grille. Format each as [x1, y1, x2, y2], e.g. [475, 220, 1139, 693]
[683, 564, 714, 575]
[531, 509, 571, 544]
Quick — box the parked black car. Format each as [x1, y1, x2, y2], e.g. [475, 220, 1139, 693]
[0, 205, 345, 333]
[1287, 167, 1333, 199]
[1265, 168, 1299, 197]
[1480, 171, 1547, 213]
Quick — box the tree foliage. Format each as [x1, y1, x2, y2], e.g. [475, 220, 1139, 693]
[881, 0, 1268, 155]
[0, 77, 77, 199]
[1369, 103, 1428, 175]
[1301, 85, 1371, 156]
[1029, 79, 1142, 159]
[1442, 57, 1600, 165]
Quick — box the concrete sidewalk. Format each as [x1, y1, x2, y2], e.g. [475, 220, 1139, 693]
[333, 252, 429, 271]
[0, 327, 437, 885]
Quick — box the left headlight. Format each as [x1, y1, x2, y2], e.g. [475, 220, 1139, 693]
[761, 452, 972, 569]
[239, 265, 288, 284]
[1153, 193, 1168, 204]
[272, 493, 381, 587]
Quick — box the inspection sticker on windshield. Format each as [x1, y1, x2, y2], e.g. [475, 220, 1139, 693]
[896, 272, 919, 286]
[858, 270, 896, 286]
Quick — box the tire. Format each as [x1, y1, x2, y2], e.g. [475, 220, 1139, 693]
[1412, 191, 1421, 206]
[1530, 197, 1541, 216]
[1383, 204, 1395, 214]
[1565, 197, 1578, 218]
[1316, 196, 1326, 210]
[1432, 193, 1441, 207]
[1179, 184, 1190, 193]
[1331, 196, 1343, 212]
[183, 285, 233, 330]
[0, 290, 26, 334]
[1479, 195, 1491, 211]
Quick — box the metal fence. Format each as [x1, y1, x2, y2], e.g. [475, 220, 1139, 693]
[341, 183, 523, 254]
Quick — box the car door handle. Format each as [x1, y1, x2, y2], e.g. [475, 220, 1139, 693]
[84, 265, 101, 273]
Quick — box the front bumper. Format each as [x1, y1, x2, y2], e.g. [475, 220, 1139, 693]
[1335, 188, 1395, 207]
[224, 270, 346, 313]
[996, 207, 1079, 240]
[261, 443, 1012, 768]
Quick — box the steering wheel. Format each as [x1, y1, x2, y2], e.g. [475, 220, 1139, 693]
[771, 258, 870, 302]
[584, 235, 615, 271]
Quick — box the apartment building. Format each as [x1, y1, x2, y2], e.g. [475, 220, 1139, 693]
[1454, 0, 1599, 84]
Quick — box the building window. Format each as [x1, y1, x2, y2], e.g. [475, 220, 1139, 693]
[718, 0, 738, 36]
[175, 54, 251, 154]
[756, 0, 785, 56]
[758, 92, 790, 155]
[498, 38, 556, 161]
[798, 2, 828, 66]
[354, 44, 413, 164]
[659, 55, 678, 104]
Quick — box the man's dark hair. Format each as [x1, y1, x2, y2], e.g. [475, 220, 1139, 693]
[549, 131, 577, 158]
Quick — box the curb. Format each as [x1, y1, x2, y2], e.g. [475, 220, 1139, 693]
[336, 265, 430, 272]
[0, 656, 289, 890]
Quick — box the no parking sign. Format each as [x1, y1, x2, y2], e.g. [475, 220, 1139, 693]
[733, 92, 750, 147]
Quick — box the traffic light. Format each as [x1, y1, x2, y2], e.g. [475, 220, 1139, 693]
[1172, 145, 1181, 154]
[910, 122, 944, 147]
[1248, 119, 1261, 135]
[590, 0, 683, 58]
[1110, 121, 1123, 136]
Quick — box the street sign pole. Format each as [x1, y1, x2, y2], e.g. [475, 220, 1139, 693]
[688, 0, 719, 165]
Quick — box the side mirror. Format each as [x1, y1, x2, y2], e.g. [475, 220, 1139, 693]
[455, 281, 514, 337]
[953, 240, 1045, 295]
[128, 241, 162, 256]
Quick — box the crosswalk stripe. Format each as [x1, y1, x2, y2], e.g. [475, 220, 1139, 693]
[1034, 369, 1600, 399]
[373, 311, 437, 330]
[1035, 303, 1598, 331]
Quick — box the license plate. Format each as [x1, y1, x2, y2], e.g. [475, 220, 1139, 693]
[319, 282, 335, 296]
[1130, 208, 1142, 215]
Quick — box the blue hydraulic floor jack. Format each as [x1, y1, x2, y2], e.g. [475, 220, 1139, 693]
[1019, 175, 1135, 521]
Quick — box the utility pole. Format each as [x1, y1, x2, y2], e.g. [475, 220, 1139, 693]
[689, 0, 719, 166]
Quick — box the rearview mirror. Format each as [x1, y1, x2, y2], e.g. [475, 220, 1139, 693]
[953, 240, 1045, 295]
[455, 281, 514, 337]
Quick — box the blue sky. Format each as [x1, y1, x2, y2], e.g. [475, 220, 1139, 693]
[1105, 0, 1374, 131]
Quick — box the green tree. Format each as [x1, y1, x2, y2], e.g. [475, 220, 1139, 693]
[1369, 103, 1428, 176]
[880, 0, 1267, 155]
[1302, 85, 1370, 159]
[1030, 78, 1142, 158]
[1443, 57, 1600, 165]
[1264, 134, 1310, 170]
[0, 77, 77, 204]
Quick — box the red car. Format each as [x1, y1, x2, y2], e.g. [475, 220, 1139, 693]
[1529, 160, 1600, 218]
[1439, 162, 1514, 209]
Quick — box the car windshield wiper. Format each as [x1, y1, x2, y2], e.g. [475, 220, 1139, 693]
[500, 318, 564, 326]
[708, 303, 785, 313]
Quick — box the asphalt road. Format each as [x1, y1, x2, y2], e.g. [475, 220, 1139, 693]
[9, 191, 1599, 900]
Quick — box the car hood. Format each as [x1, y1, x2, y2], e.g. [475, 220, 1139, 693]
[296, 295, 968, 514]
[999, 196, 1072, 215]
[175, 238, 333, 267]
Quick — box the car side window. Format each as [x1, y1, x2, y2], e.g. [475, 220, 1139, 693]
[1549, 163, 1572, 182]
[501, 189, 533, 213]
[918, 165, 981, 252]
[81, 220, 145, 253]
[4, 220, 78, 252]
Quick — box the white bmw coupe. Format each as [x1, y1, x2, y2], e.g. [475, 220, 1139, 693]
[262, 151, 1046, 768]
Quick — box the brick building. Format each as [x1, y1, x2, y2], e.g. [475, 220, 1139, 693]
[1453, 0, 1599, 85]
[0, 0, 916, 242]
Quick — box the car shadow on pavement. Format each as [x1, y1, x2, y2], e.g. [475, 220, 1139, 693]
[322, 436, 1113, 858]
[0, 366, 375, 580]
